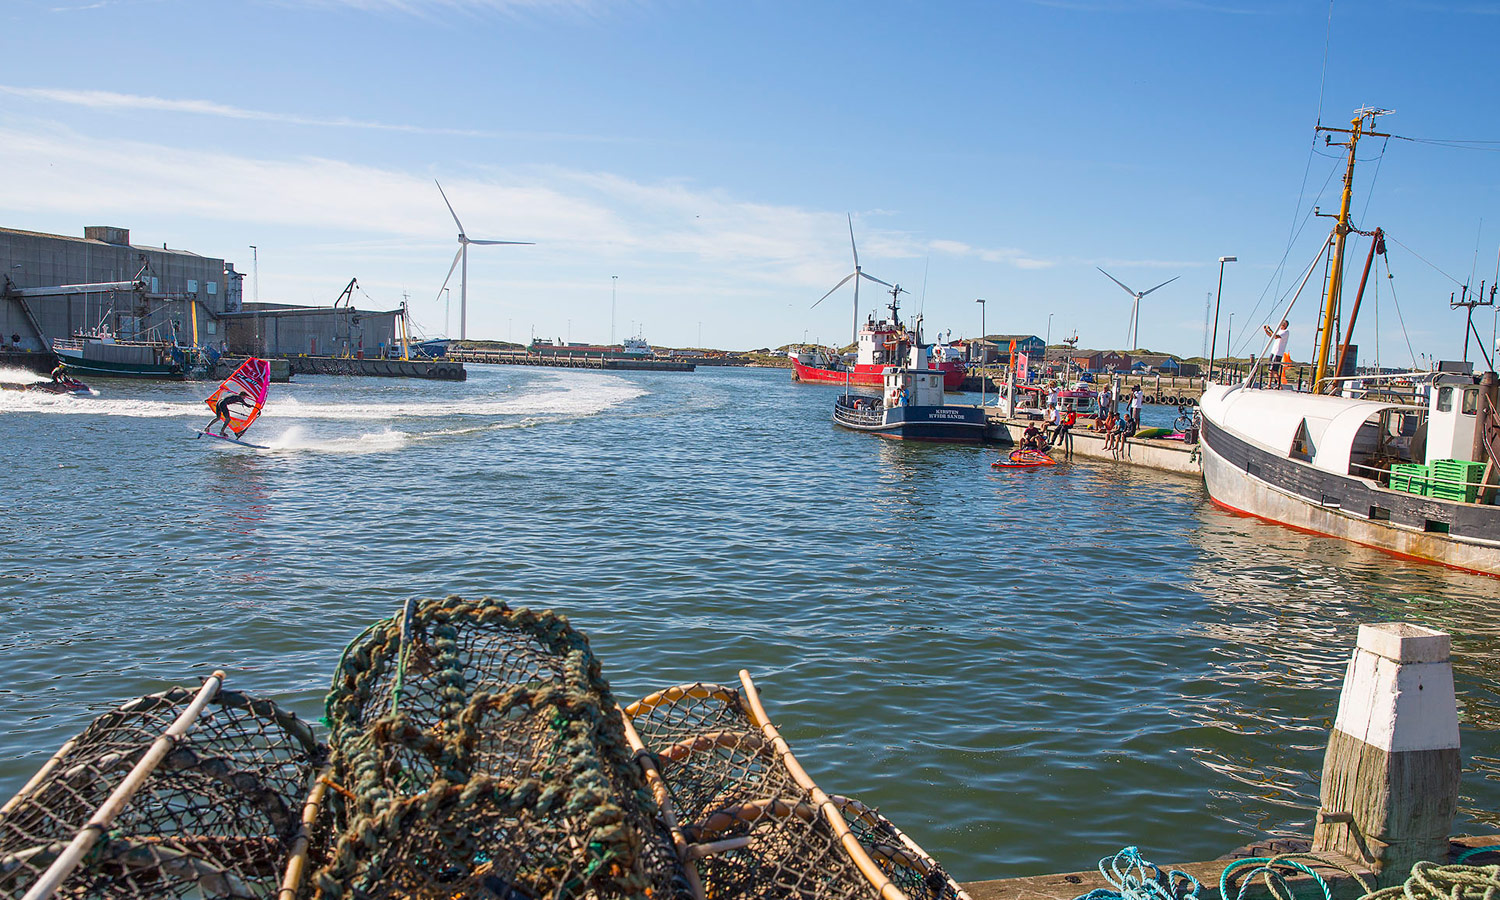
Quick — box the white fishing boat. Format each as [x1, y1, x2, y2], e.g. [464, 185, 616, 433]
[1198, 108, 1500, 576]
[831, 288, 986, 443]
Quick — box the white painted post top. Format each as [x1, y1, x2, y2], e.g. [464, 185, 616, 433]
[1357, 623, 1451, 664]
[1336, 623, 1459, 752]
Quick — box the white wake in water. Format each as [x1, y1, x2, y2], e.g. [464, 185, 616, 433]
[0, 371, 647, 423]
[258, 425, 411, 454]
[0, 366, 47, 385]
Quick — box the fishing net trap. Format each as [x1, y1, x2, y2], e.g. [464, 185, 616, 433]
[1, 595, 969, 900]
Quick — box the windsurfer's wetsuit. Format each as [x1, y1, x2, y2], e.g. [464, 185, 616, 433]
[208, 393, 254, 437]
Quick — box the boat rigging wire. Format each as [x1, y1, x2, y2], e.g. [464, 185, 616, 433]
[1380, 252, 1420, 370]
[1388, 134, 1500, 152]
[1383, 232, 1467, 287]
[1255, 158, 1344, 348]
[1315, 0, 1334, 128]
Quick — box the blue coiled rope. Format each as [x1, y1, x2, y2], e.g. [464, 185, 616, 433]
[1073, 847, 1202, 900]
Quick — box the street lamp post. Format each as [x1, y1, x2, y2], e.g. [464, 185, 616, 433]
[975, 298, 986, 405]
[1046, 313, 1053, 349]
[610, 276, 618, 346]
[1208, 256, 1237, 385]
[1226, 313, 1235, 378]
[249, 245, 258, 303]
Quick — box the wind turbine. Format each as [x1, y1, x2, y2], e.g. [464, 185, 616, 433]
[1097, 268, 1179, 351]
[811, 215, 894, 349]
[434, 179, 534, 340]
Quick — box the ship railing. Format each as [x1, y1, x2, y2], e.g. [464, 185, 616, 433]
[834, 398, 884, 426]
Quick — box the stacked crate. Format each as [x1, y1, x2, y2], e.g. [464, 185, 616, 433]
[1390, 463, 1430, 495]
[1429, 458, 1485, 503]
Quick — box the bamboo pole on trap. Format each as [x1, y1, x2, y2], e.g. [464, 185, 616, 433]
[21, 670, 227, 900]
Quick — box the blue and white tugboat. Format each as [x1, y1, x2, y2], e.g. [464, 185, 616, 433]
[832, 299, 985, 443]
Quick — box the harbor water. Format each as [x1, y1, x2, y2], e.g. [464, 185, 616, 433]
[1, 364, 1498, 880]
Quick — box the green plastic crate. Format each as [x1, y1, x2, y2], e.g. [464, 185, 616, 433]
[1428, 459, 1484, 503]
[1390, 463, 1428, 495]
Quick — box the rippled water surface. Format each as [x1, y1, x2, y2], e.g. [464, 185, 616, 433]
[2, 364, 1498, 880]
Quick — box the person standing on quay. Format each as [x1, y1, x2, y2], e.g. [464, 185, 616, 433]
[1130, 385, 1144, 427]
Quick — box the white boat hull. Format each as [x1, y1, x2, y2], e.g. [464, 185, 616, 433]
[1199, 429, 1500, 576]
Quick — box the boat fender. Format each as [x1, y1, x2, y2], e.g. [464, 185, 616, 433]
[1144, 394, 1155, 404]
[1185, 396, 1196, 406]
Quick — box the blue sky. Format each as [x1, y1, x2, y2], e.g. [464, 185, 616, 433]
[2, 0, 1498, 361]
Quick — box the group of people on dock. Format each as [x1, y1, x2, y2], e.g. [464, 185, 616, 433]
[1023, 381, 1148, 460]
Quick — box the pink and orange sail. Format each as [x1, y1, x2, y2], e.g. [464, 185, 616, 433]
[203, 358, 271, 436]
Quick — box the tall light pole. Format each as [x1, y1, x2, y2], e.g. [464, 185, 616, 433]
[610, 275, 618, 345]
[249, 245, 258, 303]
[1046, 313, 1053, 348]
[975, 298, 986, 405]
[1209, 256, 1237, 384]
[1226, 313, 1235, 371]
[443, 287, 451, 338]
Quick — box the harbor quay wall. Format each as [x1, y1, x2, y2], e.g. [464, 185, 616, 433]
[284, 355, 465, 380]
[987, 413, 1202, 477]
[448, 347, 695, 372]
[963, 371, 1208, 404]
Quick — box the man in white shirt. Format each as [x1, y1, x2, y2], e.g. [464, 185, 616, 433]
[1130, 385, 1144, 425]
[1264, 319, 1290, 387]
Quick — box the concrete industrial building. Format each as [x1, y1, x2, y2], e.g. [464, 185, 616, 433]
[1, 224, 401, 359]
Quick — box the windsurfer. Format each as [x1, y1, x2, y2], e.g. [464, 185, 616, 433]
[206, 392, 255, 437]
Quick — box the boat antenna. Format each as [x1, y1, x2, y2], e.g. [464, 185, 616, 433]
[918, 255, 930, 316]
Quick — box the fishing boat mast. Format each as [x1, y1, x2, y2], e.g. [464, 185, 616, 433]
[1311, 107, 1391, 392]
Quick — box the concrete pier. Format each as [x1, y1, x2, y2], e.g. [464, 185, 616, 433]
[986, 412, 1202, 477]
[448, 347, 695, 372]
[284, 356, 466, 380]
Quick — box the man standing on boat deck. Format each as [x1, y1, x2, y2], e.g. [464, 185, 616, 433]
[1264, 320, 1290, 387]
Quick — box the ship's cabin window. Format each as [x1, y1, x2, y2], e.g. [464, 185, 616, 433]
[1462, 388, 1479, 416]
[1437, 386, 1453, 412]
[1290, 419, 1314, 462]
[1348, 408, 1427, 481]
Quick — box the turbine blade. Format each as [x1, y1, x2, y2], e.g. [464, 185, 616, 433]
[435, 247, 462, 301]
[859, 271, 894, 289]
[435, 179, 465, 234]
[1139, 275, 1181, 297]
[811, 272, 856, 309]
[1096, 267, 1138, 298]
[466, 239, 536, 246]
[848, 214, 859, 268]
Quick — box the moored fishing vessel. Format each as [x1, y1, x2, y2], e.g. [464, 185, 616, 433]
[528, 336, 652, 358]
[794, 215, 966, 390]
[1198, 108, 1500, 576]
[791, 306, 967, 391]
[51, 332, 187, 379]
[831, 298, 986, 443]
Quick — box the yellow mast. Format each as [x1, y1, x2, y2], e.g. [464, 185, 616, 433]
[1312, 108, 1390, 392]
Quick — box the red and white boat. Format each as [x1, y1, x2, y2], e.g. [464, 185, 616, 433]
[790, 295, 966, 390]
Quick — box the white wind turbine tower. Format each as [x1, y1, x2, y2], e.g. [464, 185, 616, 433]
[811, 214, 895, 350]
[1097, 268, 1179, 351]
[434, 179, 534, 340]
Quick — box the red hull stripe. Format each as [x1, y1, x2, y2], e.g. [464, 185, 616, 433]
[1205, 495, 1496, 579]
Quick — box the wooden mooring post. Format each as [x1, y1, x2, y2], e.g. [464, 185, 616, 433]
[1312, 622, 1460, 886]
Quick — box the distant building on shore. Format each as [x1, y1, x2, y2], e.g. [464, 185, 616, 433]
[1, 223, 400, 357]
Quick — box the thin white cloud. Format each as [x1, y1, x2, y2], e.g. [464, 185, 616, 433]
[280, 0, 616, 19]
[0, 86, 629, 143]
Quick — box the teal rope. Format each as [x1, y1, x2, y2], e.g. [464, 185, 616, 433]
[1073, 847, 1201, 900]
[1455, 846, 1499, 865]
[1219, 855, 1346, 900]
